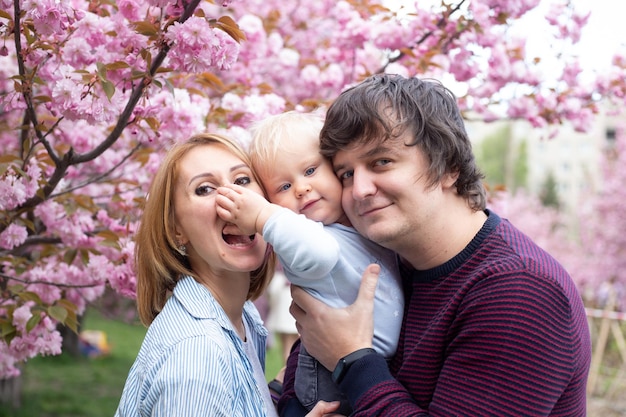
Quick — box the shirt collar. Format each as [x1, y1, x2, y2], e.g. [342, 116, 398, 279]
[173, 275, 267, 336]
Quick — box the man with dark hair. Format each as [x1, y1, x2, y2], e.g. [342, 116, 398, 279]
[280, 74, 591, 416]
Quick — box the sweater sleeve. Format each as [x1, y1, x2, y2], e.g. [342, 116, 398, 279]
[342, 353, 427, 416]
[263, 208, 340, 283]
[344, 270, 589, 416]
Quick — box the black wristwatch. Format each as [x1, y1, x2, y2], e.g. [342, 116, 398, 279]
[331, 348, 377, 384]
[268, 378, 283, 395]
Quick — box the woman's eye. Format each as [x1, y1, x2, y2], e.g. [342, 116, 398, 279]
[195, 184, 215, 196]
[234, 176, 251, 186]
[304, 167, 316, 176]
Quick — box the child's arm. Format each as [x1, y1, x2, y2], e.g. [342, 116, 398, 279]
[263, 209, 340, 279]
[218, 184, 340, 279]
[216, 184, 281, 235]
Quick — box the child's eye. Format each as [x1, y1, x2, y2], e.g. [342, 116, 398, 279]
[195, 184, 215, 196]
[374, 159, 391, 167]
[278, 183, 292, 192]
[304, 167, 316, 176]
[234, 176, 251, 186]
[339, 170, 353, 180]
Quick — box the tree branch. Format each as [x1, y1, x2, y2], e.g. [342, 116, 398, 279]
[2, 0, 203, 235]
[375, 0, 466, 74]
[72, 0, 202, 165]
[13, 0, 61, 166]
[1, 272, 103, 289]
[52, 142, 143, 197]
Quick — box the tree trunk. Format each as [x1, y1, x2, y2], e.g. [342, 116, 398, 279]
[59, 314, 84, 357]
[0, 316, 85, 408]
[0, 368, 22, 409]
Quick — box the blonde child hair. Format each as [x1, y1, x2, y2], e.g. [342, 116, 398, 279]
[248, 111, 325, 179]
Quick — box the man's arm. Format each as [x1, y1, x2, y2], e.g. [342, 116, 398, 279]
[289, 263, 380, 371]
[292, 268, 589, 416]
[277, 339, 307, 417]
[287, 264, 415, 415]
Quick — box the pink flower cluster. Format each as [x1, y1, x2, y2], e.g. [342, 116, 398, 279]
[165, 16, 240, 73]
[0, 161, 40, 212]
[1, 314, 63, 377]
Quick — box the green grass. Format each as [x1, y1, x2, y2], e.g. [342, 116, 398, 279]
[265, 335, 286, 381]
[2, 309, 146, 417]
[2, 309, 285, 417]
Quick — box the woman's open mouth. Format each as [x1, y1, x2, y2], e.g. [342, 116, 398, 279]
[222, 233, 256, 247]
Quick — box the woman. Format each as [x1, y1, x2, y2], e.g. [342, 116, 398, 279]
[116, 134, 339, 417]
[115, 133, 278, 416]
[115, 133, 342, 417]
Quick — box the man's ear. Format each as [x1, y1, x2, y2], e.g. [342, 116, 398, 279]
[442, 171, 459, 190]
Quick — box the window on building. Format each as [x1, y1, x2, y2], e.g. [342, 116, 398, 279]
[606, 127, 616, 142]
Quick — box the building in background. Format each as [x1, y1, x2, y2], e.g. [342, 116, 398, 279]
[467, 106, 621, 218]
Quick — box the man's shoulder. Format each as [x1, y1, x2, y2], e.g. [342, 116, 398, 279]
[477, 217, 578, 298]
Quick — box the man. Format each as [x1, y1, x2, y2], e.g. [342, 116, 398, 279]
[280, 74, 591, 416]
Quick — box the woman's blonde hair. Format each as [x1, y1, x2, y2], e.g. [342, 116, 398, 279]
[134, 133, 276, 326]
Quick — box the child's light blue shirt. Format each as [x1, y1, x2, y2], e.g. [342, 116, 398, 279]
[263, 208, 403, 357]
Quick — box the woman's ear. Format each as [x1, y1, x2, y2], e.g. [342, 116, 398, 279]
[173, 219, 188, 245]
[173, 226, 189, 256]
[174, 228, 187, 246]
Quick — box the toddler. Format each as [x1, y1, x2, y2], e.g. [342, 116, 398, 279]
[216, 111, 403, 415]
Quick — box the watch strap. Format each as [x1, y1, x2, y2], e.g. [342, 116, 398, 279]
[331, 347, 377, 384]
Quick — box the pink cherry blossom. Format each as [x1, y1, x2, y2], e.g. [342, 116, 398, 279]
[165, 16, 240, 73]
[0, 224, 28, 250]
[22, 0, 74, 37]
[12, 304, 34, 333]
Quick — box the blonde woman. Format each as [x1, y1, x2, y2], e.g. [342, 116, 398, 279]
[115, 134, 344, 417]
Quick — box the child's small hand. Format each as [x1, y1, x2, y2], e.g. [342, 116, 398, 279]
[216, 184, 278, 234]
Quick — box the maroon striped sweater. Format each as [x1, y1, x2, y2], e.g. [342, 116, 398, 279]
[279, 211, 591, 416]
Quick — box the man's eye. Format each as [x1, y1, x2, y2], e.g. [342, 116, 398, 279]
[234, 176, 251, 186]
[304, 167, 316, 176]
[375, 159, 391, 167]
[195, 185, 215, 196]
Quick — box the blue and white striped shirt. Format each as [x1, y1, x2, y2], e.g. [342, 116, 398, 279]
[115, 276, 274, 417]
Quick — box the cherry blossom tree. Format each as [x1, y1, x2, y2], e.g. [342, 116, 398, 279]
[568, 126, 626, 312]
[488, 190, 574, 261]
[1, 0, 625, 383]
[488, 123, 626, 311]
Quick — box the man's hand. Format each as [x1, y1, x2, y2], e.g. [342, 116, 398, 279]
[305, 401, 343, 417]
[216, 184, 279, 234]
[290, 263, 380, 370]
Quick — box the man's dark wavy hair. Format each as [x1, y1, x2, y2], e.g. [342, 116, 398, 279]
[320, 74, 486, 211]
